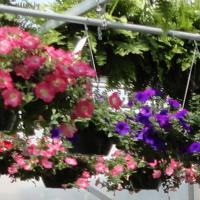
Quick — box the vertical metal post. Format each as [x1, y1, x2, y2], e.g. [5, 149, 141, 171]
[188, 184, 195, 200]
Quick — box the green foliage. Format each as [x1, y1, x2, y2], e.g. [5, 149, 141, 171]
[45, 0, 200, 100]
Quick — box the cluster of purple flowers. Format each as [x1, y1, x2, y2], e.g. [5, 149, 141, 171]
[115, 88, 195, 153]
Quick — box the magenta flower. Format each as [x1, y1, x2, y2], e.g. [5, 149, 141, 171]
[108, 92, 122, 110]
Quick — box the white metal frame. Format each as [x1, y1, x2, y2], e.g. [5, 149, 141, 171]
[41, 0, 108, 32]
[0, 4, 200, 41]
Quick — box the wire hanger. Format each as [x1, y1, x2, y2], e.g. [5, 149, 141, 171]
[182, 41, 199, 108]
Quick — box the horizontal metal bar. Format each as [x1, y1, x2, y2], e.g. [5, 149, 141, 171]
[41, 0, 108, 32]
[1, 4, 200, 41]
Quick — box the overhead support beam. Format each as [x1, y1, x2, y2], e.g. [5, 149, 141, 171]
[40, 0, 108, 32]
[1, 4, 200, 41]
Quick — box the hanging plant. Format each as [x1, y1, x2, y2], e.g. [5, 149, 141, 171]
[96, 150, 198, 193]
[0, 26, 96, 135]
[0, 133, 96, 189]
[91, 87, 200, 192]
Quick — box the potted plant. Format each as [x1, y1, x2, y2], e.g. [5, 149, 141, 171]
[94, 149, 198, 193]
[0, 26, 96, 135]
[91, 87, 200, 192]
[0, 132, 96, 189]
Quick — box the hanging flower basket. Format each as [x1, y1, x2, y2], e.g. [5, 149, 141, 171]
[0, 26, 96, 135]
[41, 159, 91, 189]
[41, 168, 80, 188]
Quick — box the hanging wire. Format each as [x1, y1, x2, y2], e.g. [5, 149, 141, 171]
[182, 41, 199, 108]
[84, 24, 99, 83]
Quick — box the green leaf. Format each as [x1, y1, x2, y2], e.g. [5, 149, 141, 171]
[115, 42, 149, 56]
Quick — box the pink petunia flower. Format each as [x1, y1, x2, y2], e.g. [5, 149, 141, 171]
[165, 166, 174, 176]
[111, 165, 124, 176]
[152, 170, 162, 179]
[59, 123, 77, 138]
[41, 158, 53, 169]
[23, 55, 46, 70]
[14, 64, 35, 80]
[82, 171, 91, 179]
[76, 178, 89, 189]
[2, 88, 22, 107]
[68, 61, 94, 77]
[22, 163, 32, 171]
[108, 92, 122, 110]
[64, 157, 78, 166]
[55, 61, 74, 78]
[20, 35, 40, 49]
[95, 162, 108, 174]
[14, 154, 26, 166]
[184, 167, 197, 183]
[127, 160, 137, 170]
[0, 39, 12, 54]
[27, 144, 39, 155]
[73, 99, 94, 118]
[148, 159, 158, 168]
[34, 81, 55, 103]
[0, 69, 13, 89]
[8, 164, 18, 175]
[44, 73, 68, 93]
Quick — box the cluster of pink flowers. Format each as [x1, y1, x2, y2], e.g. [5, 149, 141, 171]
[0, 26, 96, 108]
[2, 135, 93, 189]
[92, 150, 199, 191]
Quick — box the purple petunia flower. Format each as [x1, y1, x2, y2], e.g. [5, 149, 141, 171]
[50, 128, 61, 139]
[151, 137, 166, 151]
[179, 119, 192, 132]
[140, 106, 152, 117]
[167, 98, 181, 109]
[143, 131, 156, 145]
[136, 127, 150, 140]
[144, 88, 156, 97]
[160, 109, 168, 115]
[115, 121, 130, 135]
[175, 109, 188, 119]
[134, 91, 149, 103]
[187, 142, 200, 153]
[127, 100, 133, 107]
[156, 113, 171, 128]
[135, 113, 150, 125]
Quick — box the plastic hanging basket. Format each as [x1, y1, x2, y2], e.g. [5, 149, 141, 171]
[41, 158, 91, 189]
[0, 108, 18, 131]
[41, 168, 80, 188]
[70, 122, 113, 155]
[122, 168, 160, 191]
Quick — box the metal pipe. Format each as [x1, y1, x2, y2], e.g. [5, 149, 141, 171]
[41, 0, 108, 32]
[1, 4, 200, 41]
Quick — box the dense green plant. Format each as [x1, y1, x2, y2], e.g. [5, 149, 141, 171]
[41, 0, 200, 102]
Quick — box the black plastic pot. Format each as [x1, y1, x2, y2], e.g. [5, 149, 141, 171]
[42, 168, 79, 188]
[70, 123, 112, 155]
[122, 168, 160, 191]
[0, 108, 18, 131]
